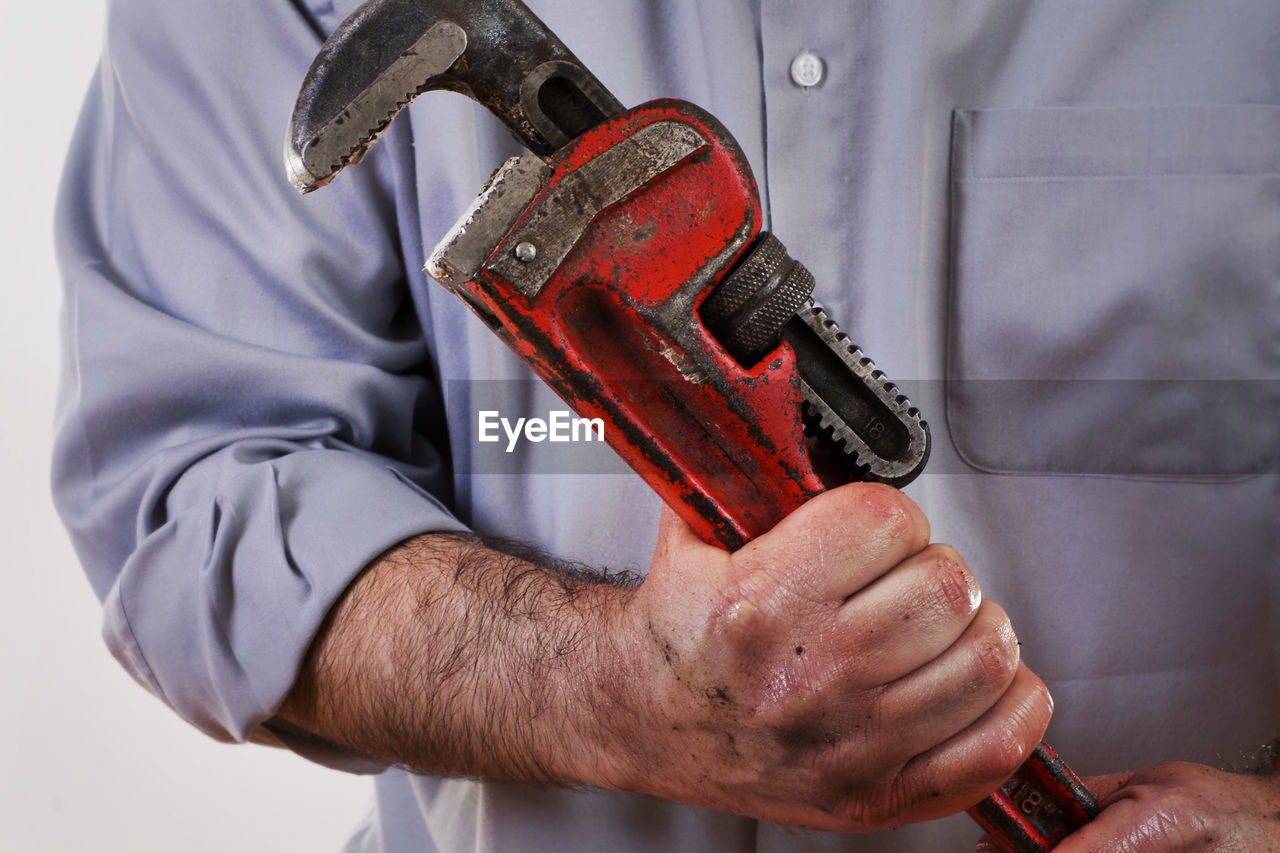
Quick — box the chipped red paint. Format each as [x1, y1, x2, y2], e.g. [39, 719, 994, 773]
[968, 743, 1100, 852]
[455, 100, 823, 548]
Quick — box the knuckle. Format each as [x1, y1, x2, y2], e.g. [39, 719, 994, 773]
[974, 684, 1053, 782]
[969, 617, 1019, 691]
[922, 547, 980, 621]
[856, 483, 916, 539]
[976, 727, 1034, 783]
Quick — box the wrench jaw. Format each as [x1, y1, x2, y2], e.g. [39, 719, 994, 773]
[285, 0, 622, 192]
[425, 153, 552, 292]
[286, 0, 929, 495]
[286, 18, 468, 192]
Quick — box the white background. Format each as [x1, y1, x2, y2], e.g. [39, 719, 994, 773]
[1, 4, 373, 851]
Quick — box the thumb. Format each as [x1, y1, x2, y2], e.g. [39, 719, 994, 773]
[1050, 771, 1143, 853]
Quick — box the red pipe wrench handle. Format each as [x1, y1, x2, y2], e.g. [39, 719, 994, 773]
[969, 742, 1101, 851]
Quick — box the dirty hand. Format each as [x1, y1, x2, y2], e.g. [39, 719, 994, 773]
[978, 761, 1280, 852]
[603, 483, 1052, 832]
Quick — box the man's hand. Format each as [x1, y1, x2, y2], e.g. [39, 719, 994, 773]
[975, 761, 1280, 852]
[607, 483, 1052, 831]
[997, 762, 1280, 852]
[279, 483, 1051, 832]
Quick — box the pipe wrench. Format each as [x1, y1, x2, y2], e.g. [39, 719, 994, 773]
[284, 1, 1097, 848]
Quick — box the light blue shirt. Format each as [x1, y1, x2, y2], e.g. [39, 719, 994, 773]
[54, 1, 1279, 851]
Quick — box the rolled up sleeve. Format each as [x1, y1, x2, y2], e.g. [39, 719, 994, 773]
[52, 0, 464, 749]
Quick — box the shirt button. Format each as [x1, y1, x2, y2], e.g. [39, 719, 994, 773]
[789, 51, 825, 88]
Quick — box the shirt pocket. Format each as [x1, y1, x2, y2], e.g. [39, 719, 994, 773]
[946, 105, 1280, 478]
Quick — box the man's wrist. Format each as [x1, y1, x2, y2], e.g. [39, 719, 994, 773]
[545, 578, 659, 790]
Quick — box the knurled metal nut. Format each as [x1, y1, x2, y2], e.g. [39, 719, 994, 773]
[726, 261, 815, 357]
[701, 233, 788, 326]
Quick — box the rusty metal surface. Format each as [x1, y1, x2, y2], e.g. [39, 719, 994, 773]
[790, 305, 930, 486]
[969, 743, 1101, 852]
[427, 153, 552, 289]
[286, 0, 622, 191]
[487, 121, 708, 297]
[447, 101, 811, 546]
[286, 20, 467, 191]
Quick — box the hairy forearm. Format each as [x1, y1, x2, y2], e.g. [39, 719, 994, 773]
[278, 488, 1053, 832]
[278, 533, 642, 786]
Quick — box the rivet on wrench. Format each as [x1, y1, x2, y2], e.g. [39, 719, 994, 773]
[514, 241, 538, 262]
